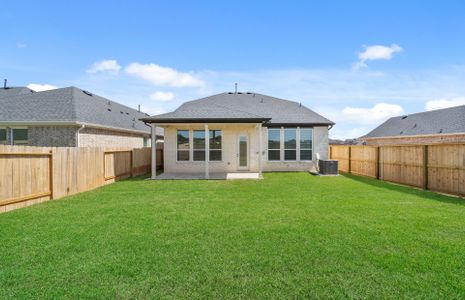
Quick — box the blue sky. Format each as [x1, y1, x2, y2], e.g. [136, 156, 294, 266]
[2, 0, 465, 139]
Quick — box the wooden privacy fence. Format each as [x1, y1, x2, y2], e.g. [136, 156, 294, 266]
[330, 144, 465, 197]
[0, 146, 163, 213]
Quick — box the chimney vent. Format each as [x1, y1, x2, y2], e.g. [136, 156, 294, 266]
[3, 79, 7, 89]
[138, 104, 140, 112]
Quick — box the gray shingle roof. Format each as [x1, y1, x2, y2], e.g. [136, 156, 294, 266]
[0, 86, 160, 135]
[0, 87, 35, 98]
[142, 92, 334, 125]
[364, 105, 465, 138]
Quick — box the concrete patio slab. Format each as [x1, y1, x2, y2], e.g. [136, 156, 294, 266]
[153, 172, 261, 180]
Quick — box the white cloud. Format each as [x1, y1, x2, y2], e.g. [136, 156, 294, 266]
[125, 63, 204, 87]
[425, 97, 465, 111]
[353, 44, 403, 69]
[150, 91, 174, 102]
[340, 103, 405, 124]
[27, 83, 58, 92]
[17, 43, 27, 49]
[87, 59, 121, 74]
[141, 106, 167, 116]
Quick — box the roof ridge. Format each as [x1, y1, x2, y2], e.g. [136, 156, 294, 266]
[208, 101, 267, 119]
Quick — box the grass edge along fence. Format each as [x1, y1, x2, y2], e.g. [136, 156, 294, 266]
[0, 145, 163, 213]
[330, 144, 465, 197]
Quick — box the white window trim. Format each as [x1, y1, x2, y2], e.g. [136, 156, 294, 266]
[176, 129, 223, 163]
[267, 127, 314, 162]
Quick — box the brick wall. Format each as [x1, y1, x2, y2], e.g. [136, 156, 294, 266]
[29, 126, 78, 146]
[78, 127, 148, 148]
[364, 133, 465, 146]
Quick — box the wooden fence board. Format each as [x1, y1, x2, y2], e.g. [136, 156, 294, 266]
[0, 146, 159, 212]
[330, 144, 465, 197]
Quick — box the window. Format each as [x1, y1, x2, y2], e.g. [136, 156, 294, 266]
[12, 128, 28, 145]
[193, 130, 206, 161]
[0, 128, 6, 145]
[209, 130, 222, 161]
[143, 137, 148, 147]
[268, 127, 313, 162]
[284, 128, 297, 160]
[177, 130, 190, 161]
[300, 128, 313, 160]
[268, 129, 280, 161]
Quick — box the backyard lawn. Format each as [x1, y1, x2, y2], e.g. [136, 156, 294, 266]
[1, 173, 465, 299]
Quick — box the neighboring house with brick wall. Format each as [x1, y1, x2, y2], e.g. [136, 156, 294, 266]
[141, 92, 334, 178]
[0, 86, 163, 147]
[360, 105, 465, 146]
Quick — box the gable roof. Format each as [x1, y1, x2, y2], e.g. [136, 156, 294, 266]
[363, 105, 465, 138]
[0, 86, 160, 135]
[141, 92, 334, 126]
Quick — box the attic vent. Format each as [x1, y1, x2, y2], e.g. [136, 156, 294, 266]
[228, 92, 234, 94]
[107, 108, 111, 112]
[120, 111, 124, 114]
[246, 92, 252, 94]
[439, 129, 443, 133]
[237, 92, 243, 94]
[401, 115, 408, 120]
[82, 90, 93, 96]
[413, 123, 417, 128]
[126, 112, 129, 115]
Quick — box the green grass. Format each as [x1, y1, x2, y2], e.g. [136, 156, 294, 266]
[1, 173, 465, 299]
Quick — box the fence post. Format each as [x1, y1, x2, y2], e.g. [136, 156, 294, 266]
[375, 146, 380, 179]
[423, 145, 428, 190]
[348, 146, 352, 173]
[49, 149, 54, 200]
[130, 149, 134, 177]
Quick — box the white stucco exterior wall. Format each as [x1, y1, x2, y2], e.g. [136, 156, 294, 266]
[162, 124, 330, 173]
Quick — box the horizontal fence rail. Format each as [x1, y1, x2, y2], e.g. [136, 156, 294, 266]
[330, 144, 465, 197]
[0, 146, 163, 213]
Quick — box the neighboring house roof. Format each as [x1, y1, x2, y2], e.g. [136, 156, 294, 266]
[141, 92, 334, 126]
[363, 105, 465, 138]
[0, 87, 35, 98]
[0, 86, 162, 136]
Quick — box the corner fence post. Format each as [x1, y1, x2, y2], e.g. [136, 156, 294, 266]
[376, 146, 380, 179]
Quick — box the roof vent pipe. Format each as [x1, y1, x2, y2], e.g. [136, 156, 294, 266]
[235, 83, 237, 94]
[3, 79, 6, 89]
[138, 104, 140, 112]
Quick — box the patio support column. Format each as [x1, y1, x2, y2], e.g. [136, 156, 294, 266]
[151, 124, 157, 179]
[257, 123, 263, 177]
[205, 124, 209, 179]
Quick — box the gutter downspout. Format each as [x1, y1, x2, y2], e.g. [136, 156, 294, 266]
[76, 124, 85, 147]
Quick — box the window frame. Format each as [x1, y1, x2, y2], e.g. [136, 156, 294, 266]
[11, 127, 28, 145]
[193, 130, 206, 161]
[284, 128, 297, 161]
[209, 129, 222, 162]
[176, 129, 190, 162]
[267, 128, 281, 161]
[0, 127, 6, 145]
[267, 127, 314, 162]
[176, 129, 223, 163]
[299, 128, 313, 161]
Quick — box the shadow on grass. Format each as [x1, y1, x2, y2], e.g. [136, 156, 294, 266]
[341, 172, 465, 207]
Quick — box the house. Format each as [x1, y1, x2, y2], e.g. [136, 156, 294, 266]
[360, 105, 465, 146]
[141, 92, 334, 178]
[0, 86, 163, 147]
